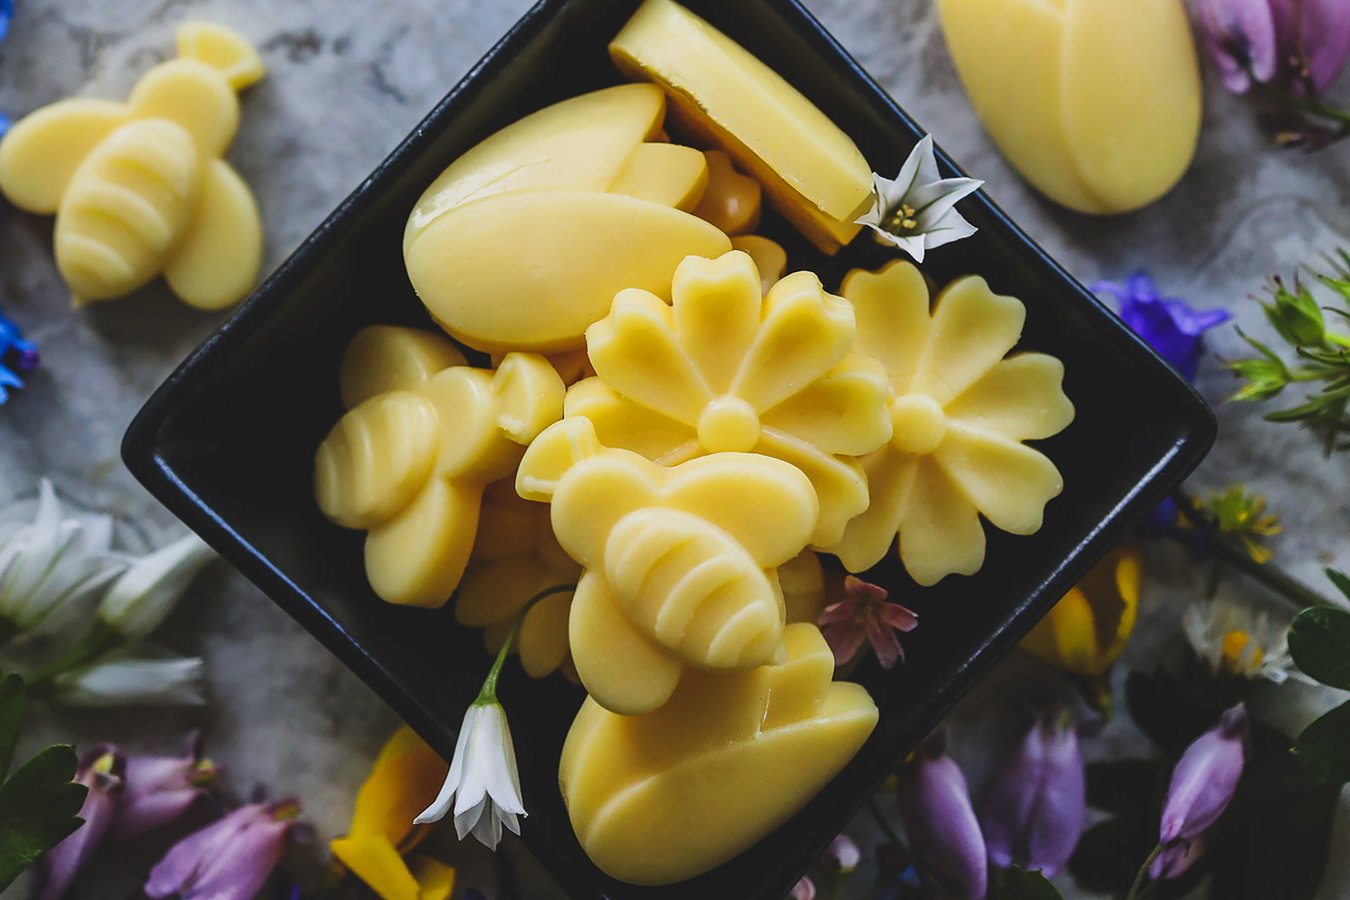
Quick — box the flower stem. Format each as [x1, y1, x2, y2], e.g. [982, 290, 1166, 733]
[0, 617, 18, 652]
[475, 584, 575, 705]
[1125, 844, 1163, 900]
[1165, 526, 1338, 609]
[24, 620, 123, 694]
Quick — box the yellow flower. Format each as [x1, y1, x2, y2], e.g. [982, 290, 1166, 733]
[824, 261, 1074, 586]
[1196, 485, 1281, 564]
[331, 727, 455, 900]
[1020, 546, 1142, 677]
[571, 249, 893, 547]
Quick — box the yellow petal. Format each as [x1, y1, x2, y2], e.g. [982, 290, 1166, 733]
[331, 836, 420, 900]
[519, 587, 575, 678]
[347, 733, 448, 843]
[934, 422, 1063, 535]
[1020, 587, 1103, 676]
[410, 856, 456, 900]
[839, 260, 932, 384]
[729, 272, 855, 414]
[565, 378, 700, 465]
[670, 251, 766, 394]
[826, 447, 918, 573]
[897, 457, 986, 586]
[756, 430, 867, 549]
[912, 276, 1025, 405]
[1098, 545, 1142, 667]
[760, 351, 892, 456]
[945, 353, 1074, 441]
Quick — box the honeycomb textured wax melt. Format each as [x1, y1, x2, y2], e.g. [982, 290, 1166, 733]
[403, 84, 731, 354]
[824, 262, 1074, 586]
[571, 250, 892, 547]
[0, 23, 265, 309]
[610, 0, 874, 253]
[559, 622, 877, 885]
[315, 326, 565, 607]
[936, 0, 1201, 214]
[456, 480, 582, 680]
[516, 418, 819, 716]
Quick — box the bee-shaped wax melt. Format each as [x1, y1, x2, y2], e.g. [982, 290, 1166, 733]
[0, 23, 266, 309]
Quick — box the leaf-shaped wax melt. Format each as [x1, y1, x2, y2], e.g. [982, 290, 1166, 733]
[560, 623, 878, 885]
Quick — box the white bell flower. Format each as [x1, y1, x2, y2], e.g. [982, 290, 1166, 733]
[855, 135, 984, 264]
[415, 700, 526, 848]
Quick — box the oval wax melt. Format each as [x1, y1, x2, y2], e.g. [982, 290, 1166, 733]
[936, 0, 1202, 215]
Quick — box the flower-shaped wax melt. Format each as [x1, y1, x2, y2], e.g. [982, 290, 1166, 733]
[516, 417, 819, 715]
[559, 622, 877, 885]
[825, 261, 1074, 585]
[456, 480, 582, 679]
[571, 249, 892, 547]
[403, 84, 731, 354]
[0, 23, 265, 309]
[315, 325, 565, 607]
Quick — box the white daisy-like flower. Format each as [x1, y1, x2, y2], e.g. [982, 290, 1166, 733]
[0, 479, 124, 640]
[1182, 597, 1309, 684]
[854, 135, 984, 264]
[415, 700, 526, 848]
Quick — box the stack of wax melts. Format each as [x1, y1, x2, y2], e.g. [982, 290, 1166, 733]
[313, 0, 1075, 884]
[0, 24, 267, 309]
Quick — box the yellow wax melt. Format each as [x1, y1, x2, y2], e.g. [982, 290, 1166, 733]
[516, 417, 819, 715]
[559, 622, 877, 885]
[780, 549, 826, 625]
[456, 481, 582, 679]
[693, 150, 761, 235]
[0, 23, 265, 309]
[729, 234, 787, 293]
[315, 326, 564, 607]
[824, 262, 1074, 585]
[610, 0, 873, 253]
[570, 249, 892, 547]
[404, 84, 733, 354]
[936, 0, 1201, 215]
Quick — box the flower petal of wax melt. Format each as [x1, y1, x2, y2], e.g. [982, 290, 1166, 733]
[315, 326, 564, 608]
[0, 23, 264, 308]
[516, 417, 819, 715]
[936, 0, 1202, 215]
[824, 261, 1074, 586]
[558, 622, 878, 885]
[576, 250, 892, 547]
[610, 0, 874, 252]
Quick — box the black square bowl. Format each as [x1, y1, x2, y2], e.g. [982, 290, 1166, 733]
[122, 0, 1216, 897]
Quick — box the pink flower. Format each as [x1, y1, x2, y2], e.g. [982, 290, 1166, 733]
[114, 732, 221, 842]
[789, 876, 817, 900]
[34, 748, 123, 900]
[145, 799, 303, 899]
[1195, 0, 1280, 94]
[818, 576, 918, 669]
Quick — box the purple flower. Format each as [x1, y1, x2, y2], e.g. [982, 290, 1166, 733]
[1149, 833, 1209, 881]
[145, 799, 303, 900]
[1092, 272, 1231, 383]
[0, 307, 39, 406]
[34, 748, 124, 900]
[1159, 705, 1248, 849]
[790, 876, 817, 900]
[896, 736, 987, 900]
[114, 733, 221, 842]
[980, 712, 1086, 878]
[1270, 0, 1350, 94]
[1195, 0, 1280, 93]
[822, 834, 862, 874]
[818, 576, 919, 670]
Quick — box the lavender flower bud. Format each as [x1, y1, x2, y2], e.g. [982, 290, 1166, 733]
[980, 711, 1086, 877]
[1160, 705, 1248, 846]
[114, 732, 220, 842]
[145, 800, 303, 899]
[896, 735, 987, 900]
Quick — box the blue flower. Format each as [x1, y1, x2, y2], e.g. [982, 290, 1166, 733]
[0, 307, 39, 405]
[1092, 272, 1232, 382]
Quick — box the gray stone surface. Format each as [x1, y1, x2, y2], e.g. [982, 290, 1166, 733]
[0, 0, 1347, 897]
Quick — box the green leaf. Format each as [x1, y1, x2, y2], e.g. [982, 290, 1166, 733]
[0, 675, 24, 782]
[1288, 606, 1350, 689]
[1325, 568, 1350, 604]
[0, 745, 87, 892]
[990, 866, 1063, 900]
[1294, 699, 1350, 784]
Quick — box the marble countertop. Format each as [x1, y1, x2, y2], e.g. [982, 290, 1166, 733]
[1, 0, 1347, 897]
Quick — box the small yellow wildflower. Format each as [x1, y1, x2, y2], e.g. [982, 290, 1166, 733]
[1020, 546, 1143, 677]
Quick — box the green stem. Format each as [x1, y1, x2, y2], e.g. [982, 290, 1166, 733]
[1166, 527, 1339, 609]
[1125, 844, 1164, 900]
[25, 621, 124, 694]
[474, 584, 575, 706]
